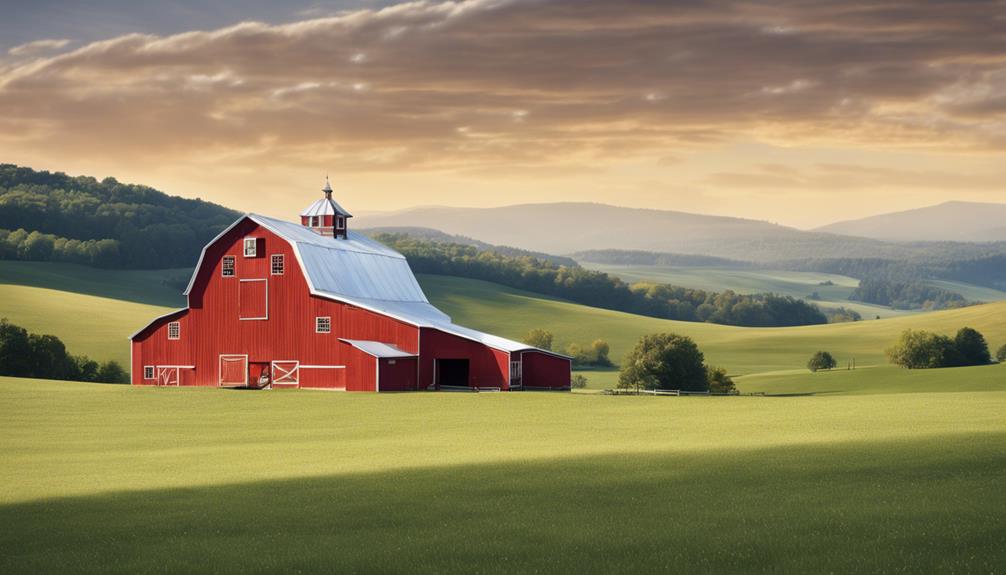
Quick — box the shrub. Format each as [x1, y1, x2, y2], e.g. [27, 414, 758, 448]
[807, 351, 838, 372]
[954, 327, 991, 366]
[886, 329, 956, 369]
[571, 374, 588, 389]
[886, 328, 992, 369]
[565, 339, 613, 367]
[618, 333, 707, 392]
[706, 366, 736, 394]
[522, 328, 553, 351]
[997, 344, 1006, 363]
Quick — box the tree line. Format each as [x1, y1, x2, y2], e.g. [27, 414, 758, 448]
[0, 318, 127, 383]
[375, 234, 829, 327]
[850, 278, 968, 310]
[0, 164, 238, 269]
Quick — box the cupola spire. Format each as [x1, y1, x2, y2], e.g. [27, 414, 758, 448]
[323, 175, 333, 199]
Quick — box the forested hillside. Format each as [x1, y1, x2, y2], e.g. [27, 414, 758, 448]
[0, 164, 238, 268]
[374, 234, 828, 327]
[579, 249, 1006, 291]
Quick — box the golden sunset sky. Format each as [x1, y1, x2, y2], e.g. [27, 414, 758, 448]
[1, 0, 1003, 228]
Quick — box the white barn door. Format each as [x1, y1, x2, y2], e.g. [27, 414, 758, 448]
[156, 367, 179, 386]
[271, 361, 300, 386]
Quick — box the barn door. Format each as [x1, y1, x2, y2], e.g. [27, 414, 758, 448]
[219, 354, 249, 387]
[271, 361, 299, 386]
[156, 367, 179, 386]
[239, 279, 268, 320]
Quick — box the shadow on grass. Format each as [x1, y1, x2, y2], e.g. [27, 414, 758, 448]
[2, 435, 1004, 574]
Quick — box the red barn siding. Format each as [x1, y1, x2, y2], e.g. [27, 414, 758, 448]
[133, 221, 417, 388]
[521, 351, 572, 390]
[419, 328, 509, 390]
[378, 357, 419, 391]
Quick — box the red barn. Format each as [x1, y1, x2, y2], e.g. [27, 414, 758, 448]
[130, 180, 571, 392]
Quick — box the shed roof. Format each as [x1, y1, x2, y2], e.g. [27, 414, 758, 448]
[340, 339, 417, 358]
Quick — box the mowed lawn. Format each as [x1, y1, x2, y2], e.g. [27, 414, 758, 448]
[1, 377, 1004, 574]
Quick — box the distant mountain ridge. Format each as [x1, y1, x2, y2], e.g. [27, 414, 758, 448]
[357, 202, 1005, 263]
[815, 201, 1006, 242]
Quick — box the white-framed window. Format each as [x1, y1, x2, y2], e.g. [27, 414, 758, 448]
[311, 216, 320, 227]
[271, 254, 284, 275]
[243, 237, 258, 258]
[222, 255, 235, 277]
[168, 321, 180, 340]
[315, 316, 331, 333]
[510, 360, 522, 380]
[336, 216, 345, 230]
[143, 366, 155, 379]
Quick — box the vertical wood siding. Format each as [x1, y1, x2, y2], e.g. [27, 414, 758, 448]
[418, 328, 509, 390]
[521, 351, 572, 390]
[133, 220, 417, 388]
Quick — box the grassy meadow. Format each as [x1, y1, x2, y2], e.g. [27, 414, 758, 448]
[2, 377, 1004, 573]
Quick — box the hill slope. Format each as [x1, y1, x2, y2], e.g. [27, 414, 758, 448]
[0, 164, 238, 268]
[816, 201, 1006, 242]
[357, 202, 1006, 262]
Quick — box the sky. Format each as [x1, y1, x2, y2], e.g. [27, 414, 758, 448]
[0, 0, 1004, 229]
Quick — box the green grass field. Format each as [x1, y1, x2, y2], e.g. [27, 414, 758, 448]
[1, 377, 1004, 573]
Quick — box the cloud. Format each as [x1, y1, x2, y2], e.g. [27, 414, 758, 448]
[6, 39, 70, 56]
[1, 0, 1005, 177]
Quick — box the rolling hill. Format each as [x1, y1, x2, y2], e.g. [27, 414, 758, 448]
[817, 201, 1006, 242]
[356, 202, 1006, 262]
[3, 261, 1003, 394]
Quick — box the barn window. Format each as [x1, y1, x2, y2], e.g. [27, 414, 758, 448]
[167, 322, 180, 340]
[510, 360, 522, 380]
[311, 216, 320, 227]
[143, 366, 154, 379]
[336, 216, 345, 230]
[271, 254, 284, 275]
[222, 256, 235, 277]
[315, 316, 331, 333]
[243, 238, 258, 257]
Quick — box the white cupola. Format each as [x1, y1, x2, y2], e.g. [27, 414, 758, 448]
[300, 176, 352, 239]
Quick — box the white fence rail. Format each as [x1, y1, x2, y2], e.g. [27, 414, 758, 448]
[603, 388, 747, 397]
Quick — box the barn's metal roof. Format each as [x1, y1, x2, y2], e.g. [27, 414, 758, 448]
[251, 214, 430, 304]
[176, 212, 556, 355]
[339, 339, 417, 358]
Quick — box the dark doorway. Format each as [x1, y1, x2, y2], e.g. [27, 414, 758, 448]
[436, 359, 470, 388]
